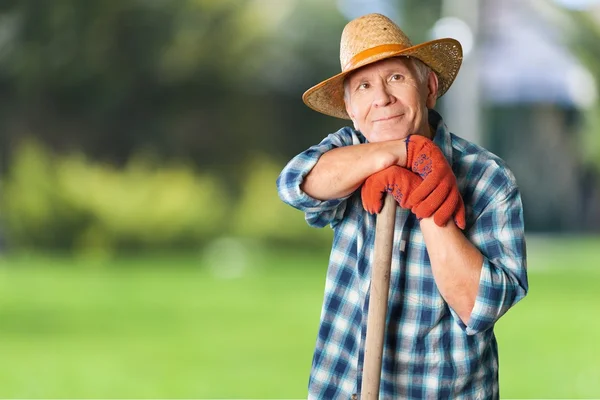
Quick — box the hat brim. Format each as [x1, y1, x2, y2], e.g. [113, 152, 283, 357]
[302, 38, 463, 120]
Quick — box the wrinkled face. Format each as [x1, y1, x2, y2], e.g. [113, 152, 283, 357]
[344, 57, 438, 143]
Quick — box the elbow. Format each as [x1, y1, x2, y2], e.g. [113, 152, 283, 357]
[463, 284, 527, 336]
[276, 172, 296, 206]
[458, 301, 476, 326]
[299, 173, 318, 200]
[275, 173, 286, 201]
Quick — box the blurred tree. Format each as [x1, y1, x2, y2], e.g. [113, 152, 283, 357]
[560, 8, 600, 171]
[0, 0, 349, 176]
[0, 0, 443, 172]
[551, 6, 600, 229]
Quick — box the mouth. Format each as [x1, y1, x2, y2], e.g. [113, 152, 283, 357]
[373, 114, 403, 122]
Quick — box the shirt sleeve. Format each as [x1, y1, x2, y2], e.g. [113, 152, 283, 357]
[276, 127, 360, 228]
[451, 185, 529, 336]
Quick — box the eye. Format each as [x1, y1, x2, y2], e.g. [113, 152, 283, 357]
[390, 74, 404, 81]
[358, 82, 370, 90]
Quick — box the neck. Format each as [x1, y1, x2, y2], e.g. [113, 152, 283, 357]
[427, 124, 435, 139]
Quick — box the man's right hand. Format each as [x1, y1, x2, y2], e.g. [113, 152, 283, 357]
[361, 164, 466, 230]
[301, 139, 407, 201]
[361, 166, 422, 214]
[404, 135, 466, 229]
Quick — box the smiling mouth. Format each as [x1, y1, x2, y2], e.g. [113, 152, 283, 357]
[374, 114, 403, 122]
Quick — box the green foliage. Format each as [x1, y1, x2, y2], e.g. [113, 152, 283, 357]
[2, 141, 333, 253]
[232, 155, 333, 248]
[3, 140, 228, 253]
[0, 0, 348, 171]
[560, 8, 600, 172]
[2, 140, 82, 249]
[580, 105, 600, 170]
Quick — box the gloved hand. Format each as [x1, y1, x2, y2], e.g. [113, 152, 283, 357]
[404, 134, 466, 229]
[361, 166, 422, 214]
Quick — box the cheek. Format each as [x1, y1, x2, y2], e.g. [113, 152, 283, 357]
[409, 95, 426, 117]
[351, 101, 370, 123]
[348, 104, 364, 130]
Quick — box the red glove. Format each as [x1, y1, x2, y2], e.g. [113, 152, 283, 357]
[404, 134, 466, 229]
[361, 166, 422, 214]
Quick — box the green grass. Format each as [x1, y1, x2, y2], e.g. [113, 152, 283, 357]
[0, 235, 598, 398]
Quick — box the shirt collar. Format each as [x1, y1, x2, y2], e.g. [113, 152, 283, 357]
[429, 109, 454, 165]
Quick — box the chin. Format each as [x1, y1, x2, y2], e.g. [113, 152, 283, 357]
[372, 130, 410, 143]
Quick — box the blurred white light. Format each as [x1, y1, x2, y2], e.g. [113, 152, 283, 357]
[202, 237, 250, 280]
[430, 17, 474, 57]
[0, 14, 19, 59]
[567, 64, 598, 108]
[552, 0, 600, 10]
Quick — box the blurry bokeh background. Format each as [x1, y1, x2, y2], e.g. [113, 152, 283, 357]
[0, 0, 599, 397]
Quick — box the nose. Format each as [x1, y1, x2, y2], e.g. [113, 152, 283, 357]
[372, 82, 395, 108]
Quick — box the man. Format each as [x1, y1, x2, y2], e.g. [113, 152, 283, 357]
[277, 13, 528, 399]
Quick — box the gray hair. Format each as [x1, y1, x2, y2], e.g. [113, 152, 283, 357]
[410, 57, 432, 87]
[343, 56, 432, 102]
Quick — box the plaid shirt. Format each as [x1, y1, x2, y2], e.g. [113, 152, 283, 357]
[276, 110, 528, 399]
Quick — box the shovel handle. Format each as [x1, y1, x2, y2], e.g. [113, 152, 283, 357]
[361, 193, 396, 400]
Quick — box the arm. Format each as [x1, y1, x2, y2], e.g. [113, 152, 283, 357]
[421, 186, 528, 334]
[301, 140, 407, 200]
[277, 128, 406, 228]
[419, 218, 483, 323]
[276, 128, 363, 228]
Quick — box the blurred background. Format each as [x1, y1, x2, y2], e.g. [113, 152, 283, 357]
[0, 0, 599, 397]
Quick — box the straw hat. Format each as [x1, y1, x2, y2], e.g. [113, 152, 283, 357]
[302, 13, 463, 120]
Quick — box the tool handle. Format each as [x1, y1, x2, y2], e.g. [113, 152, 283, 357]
[360, 194, 396, 400]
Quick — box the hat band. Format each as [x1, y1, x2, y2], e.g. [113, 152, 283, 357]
[343, 43, 409, 71]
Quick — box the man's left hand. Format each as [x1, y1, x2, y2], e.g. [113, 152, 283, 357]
[404, 134, 466, 229]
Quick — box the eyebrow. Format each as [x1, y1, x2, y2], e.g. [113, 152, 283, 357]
[349, 65, 411, 84]
[349, 73, 368, 85]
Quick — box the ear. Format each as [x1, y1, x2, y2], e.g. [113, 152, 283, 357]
[344, 100, 359, 130]
[425, 71, 439, 109]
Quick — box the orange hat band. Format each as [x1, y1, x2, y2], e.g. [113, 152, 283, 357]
[343, 44, 409, 71]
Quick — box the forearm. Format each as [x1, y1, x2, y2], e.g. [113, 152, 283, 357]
[301, 140, 408, 200]
[419, 217, 483, 323]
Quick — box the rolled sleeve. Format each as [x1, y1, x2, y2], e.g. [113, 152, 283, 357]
[460, 186, 528, 335]
[276, 127, 360, 228]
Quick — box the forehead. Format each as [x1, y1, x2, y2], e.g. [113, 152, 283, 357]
[346, 57, 414, 82]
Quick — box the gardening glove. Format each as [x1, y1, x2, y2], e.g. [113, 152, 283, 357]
[404, 134, 467, 229]
[361, 165, 423, 214]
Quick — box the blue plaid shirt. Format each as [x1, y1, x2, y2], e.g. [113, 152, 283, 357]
[276, 110, 528, 399]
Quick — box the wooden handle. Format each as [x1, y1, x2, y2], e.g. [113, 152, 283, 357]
[361, 194, 396, 400]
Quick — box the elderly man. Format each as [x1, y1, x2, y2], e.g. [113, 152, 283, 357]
[277, 13, 528, 399]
